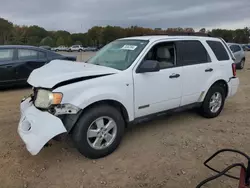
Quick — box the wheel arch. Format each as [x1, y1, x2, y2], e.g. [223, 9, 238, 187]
[81, 99, 130, 124]
[203, 79, 229, 101]
[62, 99, 130, 133]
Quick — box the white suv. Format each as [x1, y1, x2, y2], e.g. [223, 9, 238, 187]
[18, 35, 239, 159]
[68, 45, 84, 52]
[53, 45, 68, 52]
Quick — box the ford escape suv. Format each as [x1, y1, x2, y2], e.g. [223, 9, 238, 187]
[18, 35, 239, 159]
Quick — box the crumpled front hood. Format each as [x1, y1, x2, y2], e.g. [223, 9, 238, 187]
[28, 60, 120, 88]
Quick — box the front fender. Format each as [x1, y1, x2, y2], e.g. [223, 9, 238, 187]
[69, 87, 134, 121]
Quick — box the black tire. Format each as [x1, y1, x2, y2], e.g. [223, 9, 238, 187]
[71, 105, 125, 159]
[199, 85, 226, 118]
[78, 49, 82, 52]
[238, 59, 245, 69]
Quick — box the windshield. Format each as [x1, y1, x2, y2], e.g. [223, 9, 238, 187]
[87, 39, 148, 70]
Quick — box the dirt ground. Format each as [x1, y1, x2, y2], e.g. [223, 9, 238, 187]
[0, 52, 250, 188]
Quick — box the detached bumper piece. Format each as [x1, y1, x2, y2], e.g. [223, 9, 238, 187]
[18, 97, 67, 155]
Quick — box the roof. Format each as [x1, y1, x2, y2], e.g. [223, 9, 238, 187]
[0, 45, 52, 52]
[119, 35, 218, 42]
[227, 43, 241, 46]
[0, 45, 37, 48]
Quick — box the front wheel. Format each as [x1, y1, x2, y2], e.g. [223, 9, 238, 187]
[199, 85, 225, 118]
[71, 105, 125, 159]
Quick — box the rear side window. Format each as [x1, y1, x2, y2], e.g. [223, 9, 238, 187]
[234, 45, 241, 52]
[176, 40, 210, 66]
[48, 51, 61, 57]
[229, 45, 236, 52]
[38, 51, 46, 59]
[0, 49, 14, 62]
[207, 41, 229, 61]
[229, 45, 241, 53]
[18, 49, 38, 60]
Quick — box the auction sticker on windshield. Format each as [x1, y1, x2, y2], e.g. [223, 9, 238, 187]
[121, 45, 137, 50]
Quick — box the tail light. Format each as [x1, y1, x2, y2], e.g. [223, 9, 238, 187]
[232, 63, 236, 77]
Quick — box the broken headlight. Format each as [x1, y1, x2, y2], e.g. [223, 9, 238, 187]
[34, 89, 63, 109]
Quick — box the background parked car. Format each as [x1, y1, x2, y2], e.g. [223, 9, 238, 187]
[84, 46, 98, 51]
[39, 45, 51, 50]
[0, 45, 76, 87]
[52, 45, 69, 52]
[242, 44, 250, 51]
[68, 45, 84, 52]
[228, 43, 246, 69]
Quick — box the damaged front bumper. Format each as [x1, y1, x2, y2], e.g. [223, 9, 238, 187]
[18, 97, 67, 155]
[227, 77, 240, 97]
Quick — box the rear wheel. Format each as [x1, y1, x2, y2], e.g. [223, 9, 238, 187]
[199, 85, 225, 118]
[239, 59, 245, 69]
[71, 105, 125, 159]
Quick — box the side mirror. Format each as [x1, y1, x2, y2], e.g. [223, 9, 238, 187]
[137, 60, 160, 73]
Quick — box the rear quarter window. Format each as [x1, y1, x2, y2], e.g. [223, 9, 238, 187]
[48, 51, 61, 57]
[206, 41, 229, 61]
[38, 51, 46, 59]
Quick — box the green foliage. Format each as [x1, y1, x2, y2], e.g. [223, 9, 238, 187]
[75, 40, 82, 45]
[27, 25, 48, 38]
[56, 37, 65, 46]
[40, 36, 55, 46]
[1, 17, 249, 46]
[27, 36, 40, 46]
[10, 25, 28, 45]
[0, 17, 13, 44]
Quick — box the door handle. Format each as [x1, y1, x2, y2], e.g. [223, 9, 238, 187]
[5, 65, 13, 68]
[169, 73, 180, 78]
[205, 68, 213, 72]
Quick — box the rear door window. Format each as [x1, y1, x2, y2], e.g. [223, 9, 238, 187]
[175, 40, 211, 66]
[18, 49, 38, 60]
[0, 49, 14, 62]
[207, 41, 229, 61]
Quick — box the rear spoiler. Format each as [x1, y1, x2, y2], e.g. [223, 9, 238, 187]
[219, 38, 236, 61]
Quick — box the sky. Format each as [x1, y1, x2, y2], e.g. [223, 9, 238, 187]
[1, 0, 250, 33]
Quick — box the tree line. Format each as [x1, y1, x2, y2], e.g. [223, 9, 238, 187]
[0, 17, 249, 47]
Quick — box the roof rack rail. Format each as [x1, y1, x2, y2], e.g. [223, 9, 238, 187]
[142, 32, 212, 37]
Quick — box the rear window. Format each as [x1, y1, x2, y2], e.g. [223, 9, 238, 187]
[207, 41, 229, 61]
